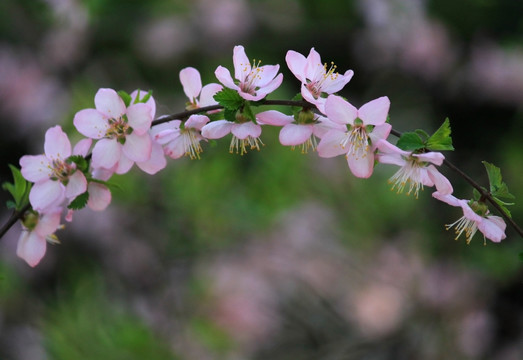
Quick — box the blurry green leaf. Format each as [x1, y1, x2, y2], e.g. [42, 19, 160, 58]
[482, 161, 515, 200]
[118, 90, 132, 107]
[2, 164, 31, 211]
[223, 109, 236, 123]
[66, 155, 89, 172]
[472, 188, 482, 201]
[242, 101, 256, 122]
[427, 118, 454, 151]
[67, 191, 89, 210]
[519, 252, 523, 262]
[415, 129, 430, 141]
[396, 132, 425, 151]
[214, 88, 244, 110]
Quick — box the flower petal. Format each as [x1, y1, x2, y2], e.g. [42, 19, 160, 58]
[215, 66, 239, 91]
[279, 124, 313, 146]
[414, 151, 445, 166]
[324, 95, 358, 125]
[285, 50, 307, 83]
[35, 209, 62, 237]
[87, 182, 112, 211]
[478, 216, 506, 242]
[30, 180, 65, 212]
[92, 138, 121, 169]
[122, 132, 152, 162]
[20, 155, 52, 182]
[130, 89, 156, 118]
[427, 165, 453, 194]
[358, 96, 390, 126]
[233, 45, 250, 82]
[317, 129, 349, 158]
[17, 231, 46, 267]
[185, 114, 210, 130]
[256, 110, 293, 126]
[231, 122, 262, 139]
[44, 126, 71, 160]
[179, 67, 202, 100]
[73, 138, 92, 157]
[347, 149, 375, 178]
[94, 88, 126, 118]
[136, 140, 167, 174]
[199, 83, 223, 107]
[73, 109, 109, 139]
[127, 103, 153, 135]
[201, 120, 233, 139]
[65, 171, 87, 199]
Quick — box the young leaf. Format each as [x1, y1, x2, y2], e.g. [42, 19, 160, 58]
[242, 102, 256, 122]
[214, 88, 244, 110]
[482, 161, 515, 200]
[66, 155, 89, 172]
[396, 132, 425, 151]
[223, 109, 237, 123]
[426, 118, 454, 151]
[67, 191, 89, 210]
[117, 90, 132, 107]
[492, 197, 512, 218]
[415, 129, 430, 141]
[140, 90, 153, 104]
[3, 164, 31, 211]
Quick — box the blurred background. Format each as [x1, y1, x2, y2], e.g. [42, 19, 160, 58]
[1, 0, 523, 359]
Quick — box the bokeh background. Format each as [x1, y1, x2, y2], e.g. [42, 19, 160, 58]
[1, 0, 523, 359]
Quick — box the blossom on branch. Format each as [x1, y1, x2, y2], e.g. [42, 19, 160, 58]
[20, 126, 87, 212]
[73, 88, 154, 174]
[317, 95, 392, 178]
[215, 45, 283, 101]
[286, 48, 354, 113]
[433, 192, 507, 244]
[180, 67, 222, 110]
[376, 139, 453, 198]
[201, 117, 263, 156]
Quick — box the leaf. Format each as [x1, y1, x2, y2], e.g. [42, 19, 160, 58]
[242, 102, 256, 122]
[492, 197, 512, 218]
[223, 109, 237, 123]
[414, 129, 430, 141]
[472, 188, 482, 201]
[3, 164, 32, 211]
[140, 90, 153, 104]
[482, 161, 515, 200]
[117, 90, 132, 107]
[67, 191, 89, 210]
[66, 155, 89, 172]
[519, 252, 523, 262]
[213, 88, 244, 110]
[396, 132, 425, 151]
[426, 118, 454, 151]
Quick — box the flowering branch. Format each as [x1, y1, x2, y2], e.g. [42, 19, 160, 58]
[1, 45, 519, 267]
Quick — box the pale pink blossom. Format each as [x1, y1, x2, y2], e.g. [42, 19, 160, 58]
[317, 95, 392, 178]
[256, 110, 344, 153]
[16, 208, 62, 267]
[433, 192, 506, 244]
[20, 126, 87, 212]
[286, 48, 354, 113]
[215, 45, 283, 101]
[179, 67, 222, 110]
[377, 139, 453, 198]
[201, 119, 263, 155]
[73, 88, 153, 174]
[152, 115, 210, 159]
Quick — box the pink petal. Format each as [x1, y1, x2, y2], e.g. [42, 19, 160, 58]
[130, 89, 156, 118]
[304, 48, 323, 80]
[73, 109, 109, 139]
[358, 96, 390, 126]
[414, 151, 445, 166]
[136, 140, 167, 174]
[427, 165, 453, 194]
[185, 114, 210, 130]
[233, 45, 250, 82]
[30, 180, 65, 212]
[94, 88, 126, 118]
[479, 216, 506, 242]
[376, 139, 409, 166]
[324, 95, 358, 125]
[92, 138, 121, 169]
[180, 67, 202, 100]
[122, 132, 152, 162]
[347, 149, 375, 178]
[73, 138, 92, 157]
[35, 209, 62, 236]
[256, 110, 293, 126]
[320, 70, 354, 94]
[313, 116, 346, 138]
[247, 73, 283, 100]
[285, 50, 307, 83]
[215, 66, 239, 91]
[20, 155, 52, 182]
[17, 231, 46, 267]
[368, 123, 392, 149]
[317, 129, 350, 158]
[432, 192, 461, 207]
[87, 183, 112, 211]
[256, 64, 280, 87]
[164, 137, 186, 159]
[201, 120, 233, 139]
[44, 126, 71, 160]
[199, 83, 223, 107]
[279, 124, 313, 146]
[231, 122, 262, 139]
[115, 153, 134, 175]
[127, 103, 152, 135]
[65, 171, 87, 199]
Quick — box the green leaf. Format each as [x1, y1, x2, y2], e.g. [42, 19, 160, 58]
[117, 90, 132, 107]
[213, 88, 244, 110]
[3, 164, 32, 211]
[242, 102, 256, 122]
[492, 197, 512, 218]
[414, 129, 430, 141]
[472, 188, 482, 201]
[396, 132, 425, 151]
[223, 109, 236, 123]
[482, 161, 515, 200]
[66, 155, 89, 172]
[67, 191, 89, 210]
[519, 252, 523, 262]
[426, 118, 454, 151]
[140, 90, 153, 104]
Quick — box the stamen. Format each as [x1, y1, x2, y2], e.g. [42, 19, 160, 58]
[229, 136, 264, 156]
[445, 216, 478, 244]
[346, 126, 369, 160]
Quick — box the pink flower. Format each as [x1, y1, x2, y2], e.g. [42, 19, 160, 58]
[286, 48, 354, 113]
[215, 45, 283, 101]
[377, 139, 453, 198]
[20, 126, 87, 212]
[256, 110, 344, 153]
[152, 114, 210, 159]
[17, 208, 62, 267]
[317, 95, 392, 178]
[201, 119, 263, 156]
[433, 192, 507, 244]
[179, 67, 222, 110]
[73, 88, 153, 174]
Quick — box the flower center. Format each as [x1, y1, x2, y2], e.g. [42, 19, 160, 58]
[240, 59, 263, 95]
[181, 128, 203, 160]
[229, 135, 263, 156]
[445, 216, 479, 244]
[340, 125, 369, 159]
[306, 62, 339, 99]
[106, 116, 132, 142]
[49, 158, 74, 183]
[388, 157, 424, 198]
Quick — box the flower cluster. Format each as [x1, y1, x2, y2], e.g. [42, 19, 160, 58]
[8, 45, 511, 267]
